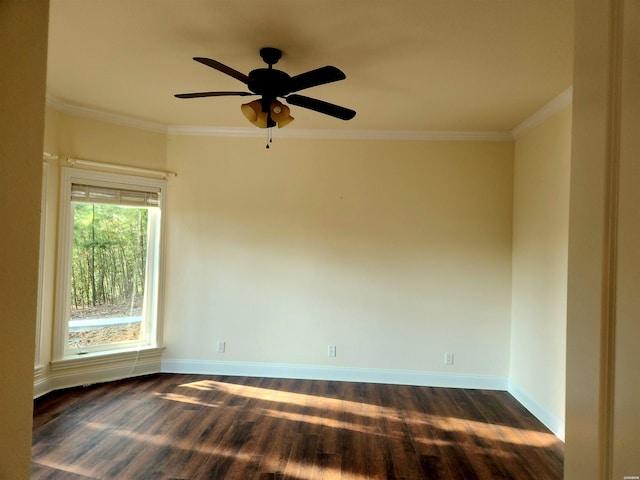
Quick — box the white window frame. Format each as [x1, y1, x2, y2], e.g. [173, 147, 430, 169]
[34, 161, 48, 370]
[54, 167, 166, 360]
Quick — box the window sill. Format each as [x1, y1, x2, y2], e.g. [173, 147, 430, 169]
[50, 345, 165, 372]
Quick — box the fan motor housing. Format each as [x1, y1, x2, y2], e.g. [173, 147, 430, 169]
[248, 68, 291, 97]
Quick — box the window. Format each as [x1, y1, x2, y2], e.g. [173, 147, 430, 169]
[55, 168, 166, 357]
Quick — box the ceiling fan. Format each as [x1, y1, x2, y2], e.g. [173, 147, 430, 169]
[174, 47, 356, 129]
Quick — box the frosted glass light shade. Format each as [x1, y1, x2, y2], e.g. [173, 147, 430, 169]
[241, 101, 261, 123]
[270, 101, 294, 128]
[253, 111, 269, 128]
[241, 99, 294, 128]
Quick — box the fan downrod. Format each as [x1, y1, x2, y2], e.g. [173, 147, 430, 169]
[260, 47, 282, 67]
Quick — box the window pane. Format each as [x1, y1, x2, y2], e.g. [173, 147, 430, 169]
[68, 202, 151, 350]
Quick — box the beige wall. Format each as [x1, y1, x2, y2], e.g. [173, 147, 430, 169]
[0, 1, 49, 477]
[612, 1, 640, 474]
[163, 136, 514, 378]
[510, 105, 571, 437]
[566, 0, 640, 477]
[54, 112, 168, 170]
[37, 114, 516, 386]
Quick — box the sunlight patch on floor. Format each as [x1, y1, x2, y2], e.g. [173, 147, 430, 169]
[176, 379, 558, 449]
[73, 421, 363, 480]
[180, 379, 394, 419]
[31, 458, 96, 478]
[155, 391, 224, 408]
[263, 407, 375, 435]
[423, 415, 560, 447]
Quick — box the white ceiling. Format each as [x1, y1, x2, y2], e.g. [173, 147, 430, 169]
[47, 0, 574, 134]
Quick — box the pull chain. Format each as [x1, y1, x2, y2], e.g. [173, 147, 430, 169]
[266, 127, 273, 149]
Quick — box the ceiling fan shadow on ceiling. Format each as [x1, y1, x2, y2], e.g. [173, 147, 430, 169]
[174, 47, 356, 146]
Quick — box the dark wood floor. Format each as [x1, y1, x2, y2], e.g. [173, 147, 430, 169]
[32, 374, 563, 479]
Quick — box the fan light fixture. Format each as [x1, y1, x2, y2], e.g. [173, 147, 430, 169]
[175, 47, 355, 147]
[241, 100, 294, 129]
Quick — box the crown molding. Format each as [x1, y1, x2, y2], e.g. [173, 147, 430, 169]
[47, 94, 513, 141]
[511, 86, 573, 139]
[167, 125, 514, 141]
[46, 95, 169, 134]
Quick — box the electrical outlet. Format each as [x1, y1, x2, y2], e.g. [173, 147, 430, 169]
[328, 345, 337, 357]
[217, 341, 225, 353]
[445, 352, 454, 365]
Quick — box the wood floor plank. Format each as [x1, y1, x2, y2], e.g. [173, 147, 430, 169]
[311, 453, 341, 480]
[32, 373, 564, 479]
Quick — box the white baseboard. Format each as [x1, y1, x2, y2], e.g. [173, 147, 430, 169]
[34, 347, 164, 398]
[34, 374, 53, 399]
[161, 358, 508, 391]
[49, 358, 161, 393]
[508, 381, 565, 440]
[35, 354, 562, 440]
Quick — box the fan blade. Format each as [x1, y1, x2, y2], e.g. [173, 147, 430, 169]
[193, 57, 250, 84]
[287, 66, 346, 94]
[286, 94, 356, 120]
[174, 91, 254, 99]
